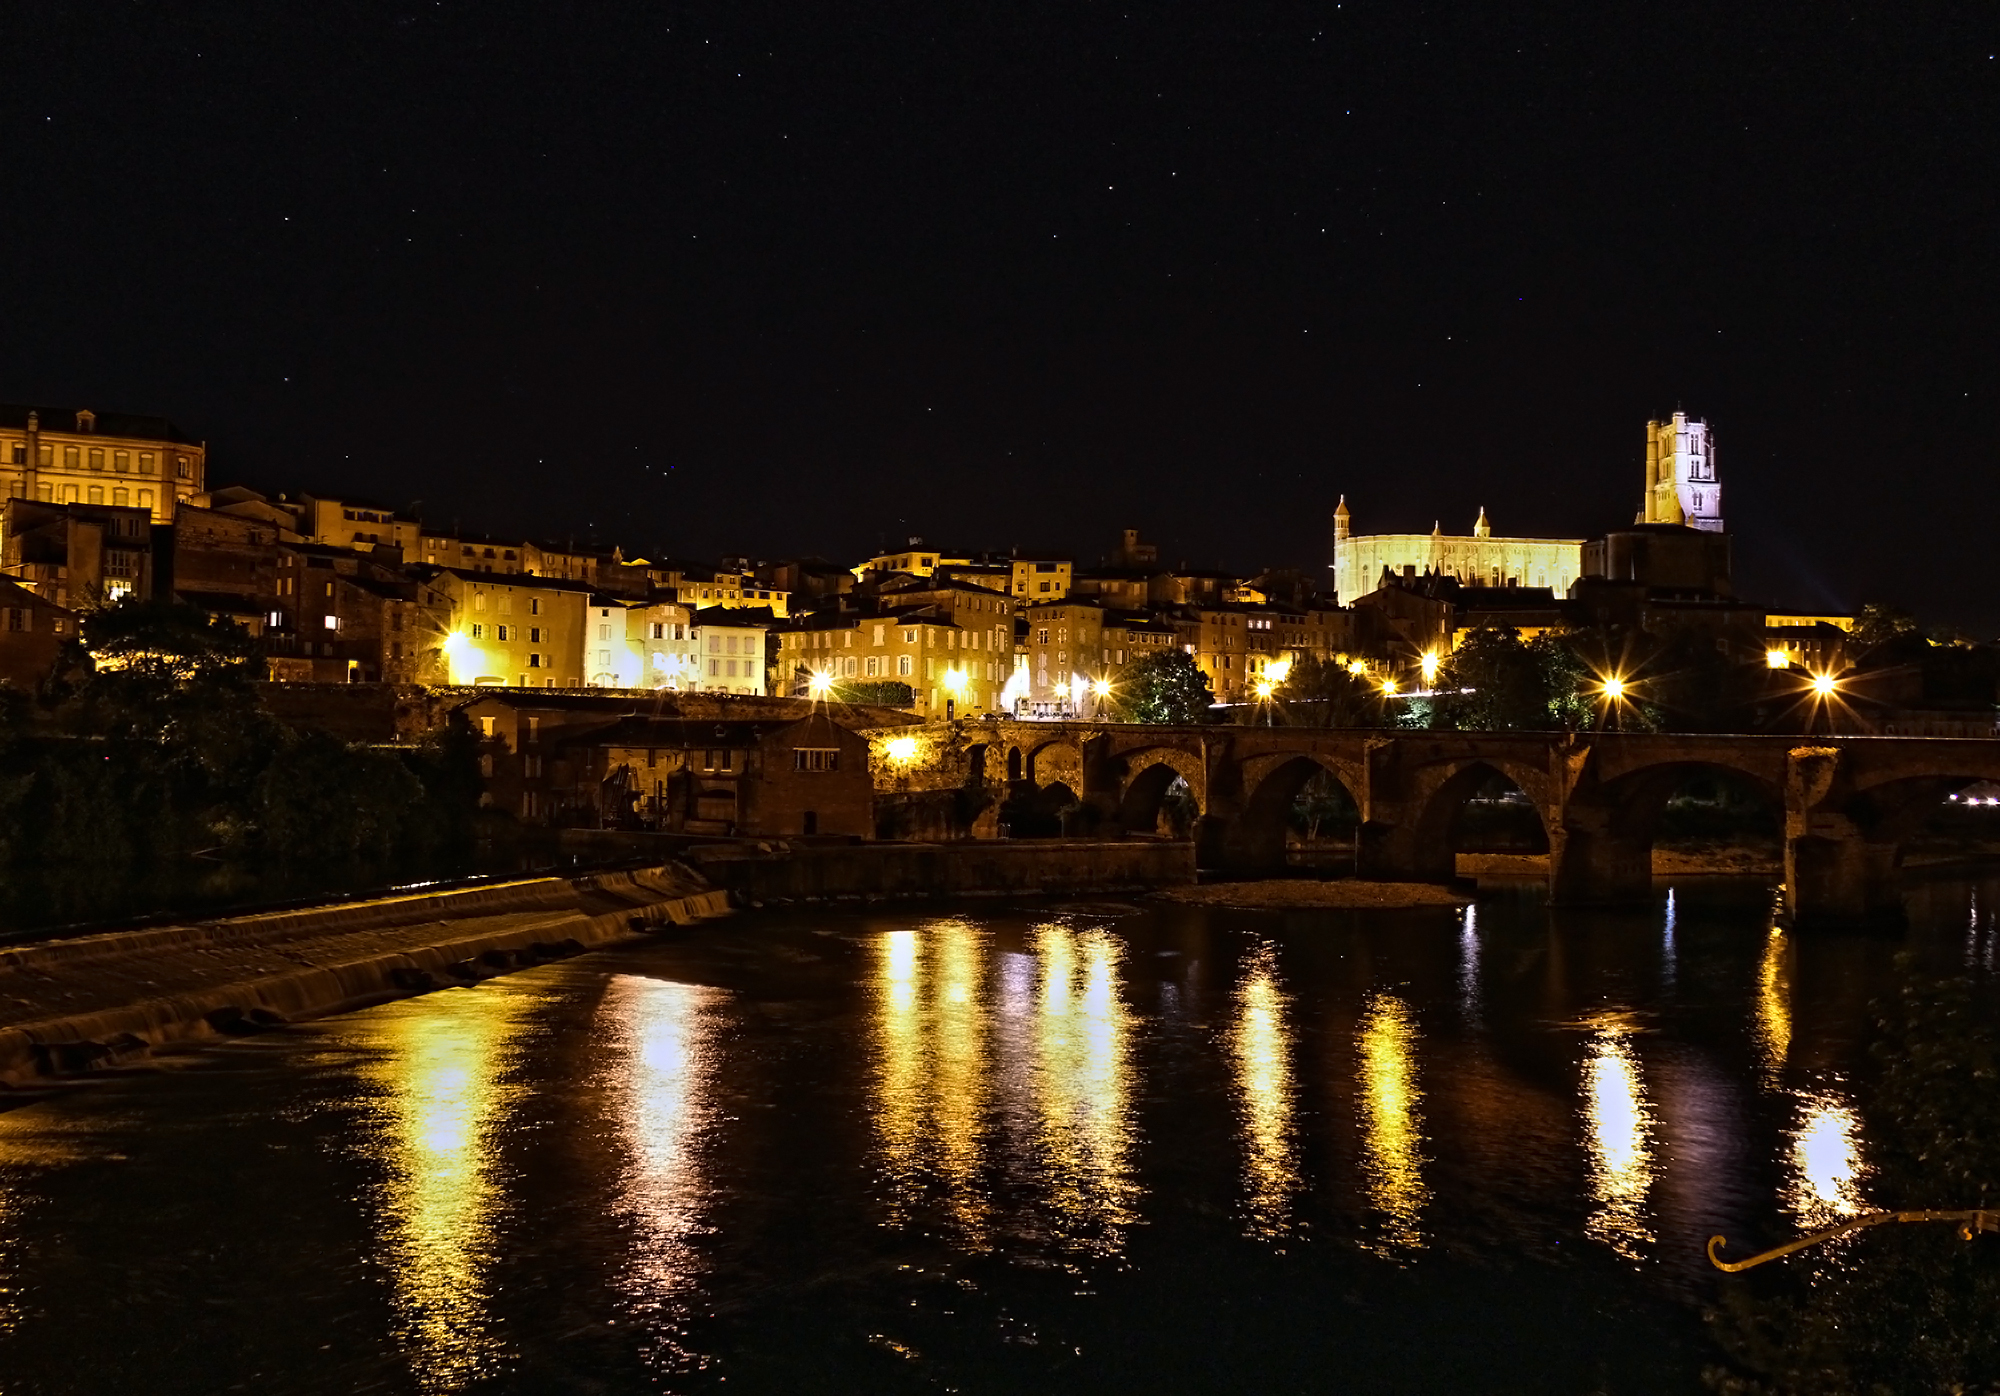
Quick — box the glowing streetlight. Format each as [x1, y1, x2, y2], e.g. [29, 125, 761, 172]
[807, 668, 834, 699]
[1811, 672, 1838, 698]
[1091, 677, 1112, 700]
[1379, 677, 1399, 696]
[885, 735, 919, 765]
[1347, 658, 1369, 677]
[1253, 678, 1274, 700]
[1766, 648, 1792, 669]
[1266, 658, 1291, 685]
[1600, 676, 1626, 701]
[1420, 649, 1441, 685]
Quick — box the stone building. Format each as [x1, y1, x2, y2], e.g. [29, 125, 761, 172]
[428, 569, 594, 688]
[690, 606, 774, 695]
[1641, 410, 1723, 532]
[0, 404, 203, 524]
[2, 498, 155, 609]
[0, 577, 76, 689]
[1331, 499, 1585, 606]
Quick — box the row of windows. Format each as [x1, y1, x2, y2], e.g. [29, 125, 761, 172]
[468, 624, 549, 643]
[3, 444, 190, 477]
[5, 482, 158, 509]
[470, 593, 544, 615]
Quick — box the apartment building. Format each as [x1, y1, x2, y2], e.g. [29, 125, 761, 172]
[0, 405, 203, 524]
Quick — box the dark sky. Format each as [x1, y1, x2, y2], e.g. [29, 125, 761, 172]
[2, 2, 1994, 621]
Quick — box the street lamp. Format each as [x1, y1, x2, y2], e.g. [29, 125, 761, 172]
[941, 666, 966, 720]
[1596, 674, 1628, 731]
[807, 668, 834, 700]
[1091, 676, 1113, 719]
[1420, 649, 1441, 686]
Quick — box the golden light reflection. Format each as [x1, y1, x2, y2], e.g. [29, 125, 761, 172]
[1357, 990, 1428, 1254]
[1232, 943, 1299, 1238]
[1755, 928, 1792, 1085]
[871, 922, 991, 1246]
[356, 986, 533, 1391]
[1029, 923, 1138, 1253]
[0, 1105, 92, 1340]
[603, 975, 721, 1331]
[1783, 1090, 1866, 1233]
[1582, 1024, 1656, 1259]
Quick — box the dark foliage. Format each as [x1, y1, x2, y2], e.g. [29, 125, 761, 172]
[1706, 964, 2000, 1394]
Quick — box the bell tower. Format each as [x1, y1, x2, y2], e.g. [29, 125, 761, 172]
[1642, 411, 1723, 533]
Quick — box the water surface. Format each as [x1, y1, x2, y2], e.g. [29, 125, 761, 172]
[0, 873, 1992, 1393]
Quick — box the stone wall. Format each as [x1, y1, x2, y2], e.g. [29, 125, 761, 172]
[687, 839, 1195, 905]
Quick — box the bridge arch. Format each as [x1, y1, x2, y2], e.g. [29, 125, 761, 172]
[1028, 739, 1083, 793]
[1117, 746, 1207, 836]
[1410, 759, 1554, 861]
[1230, 753, 1366, 871]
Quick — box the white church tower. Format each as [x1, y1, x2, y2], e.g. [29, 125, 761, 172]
[1641, 411, 1723, 532]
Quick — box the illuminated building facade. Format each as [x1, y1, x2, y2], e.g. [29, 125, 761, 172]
[430, 570, 592, 688]
[1331, 499, 1585, 607]
[0, 404, 203, 524]
[1641, 411, 1723, 532]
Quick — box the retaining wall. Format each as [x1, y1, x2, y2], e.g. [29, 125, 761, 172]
[688, 839, 1196, 904]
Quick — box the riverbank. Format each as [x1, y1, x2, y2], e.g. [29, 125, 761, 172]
[0, 864, 729, 1088]
[1159, 879, 1470, 910]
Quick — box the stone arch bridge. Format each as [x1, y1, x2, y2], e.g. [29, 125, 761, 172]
[895, 719, 2000, 928]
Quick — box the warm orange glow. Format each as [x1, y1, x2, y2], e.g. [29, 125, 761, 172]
[1811, 672, 1838, 698]
[885, 736, 919, 764]
[1091, 677, 1113, 699]
[1253, 678, 1274, 700]
[807, 669, 834, 698]
[1600, 676, 1626, 701]
[941, 667, 967, 694]
[1419, 650, 1441, 683]
[1379, 677, 1399, 696]
[1347, 658, 1369, 677]
[1766, 648, 1791, 669]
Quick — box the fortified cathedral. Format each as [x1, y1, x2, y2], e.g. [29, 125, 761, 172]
[1330, 411, 1722, 604]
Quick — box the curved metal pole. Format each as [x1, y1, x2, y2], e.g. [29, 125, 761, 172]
[1709, 1208, 1999, 1272]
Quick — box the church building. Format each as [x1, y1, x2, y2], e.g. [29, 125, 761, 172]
[1330, 501, 1586, 605]
[1329, 410, 1724, 603]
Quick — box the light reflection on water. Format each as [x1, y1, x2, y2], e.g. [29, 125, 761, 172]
[1755, 927, 1792, 1085]
[347, 984, 536, 1392]
[1783, 1088, 1866, 1232]
[1231, 941, 1299, 1238]
[1356, 990, 1428, 1256]
[601, 974, 722, 1365]
[1582, 1022, 1656, 1260]
[872, 918, 1138, 1254]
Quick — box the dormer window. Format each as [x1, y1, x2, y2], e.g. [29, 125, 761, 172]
[75, 410, 95, 433]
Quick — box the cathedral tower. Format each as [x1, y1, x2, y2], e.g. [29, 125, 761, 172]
[1641, 411, 1723, 532]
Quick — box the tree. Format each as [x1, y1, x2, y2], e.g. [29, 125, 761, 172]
[830, 679, 915, 708]
[1271, 655, 1395, 728]
[1109, 650, 1214, 724]
[1849, 602, 1922, 655]
[1431, 627, 1553, 731]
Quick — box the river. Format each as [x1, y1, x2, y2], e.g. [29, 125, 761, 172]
[0, 872, 1993, 1394]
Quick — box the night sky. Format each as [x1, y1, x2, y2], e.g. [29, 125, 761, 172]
[2, 3, 1994, 622]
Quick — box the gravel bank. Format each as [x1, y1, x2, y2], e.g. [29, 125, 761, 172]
[1159, 879, 1470, 910]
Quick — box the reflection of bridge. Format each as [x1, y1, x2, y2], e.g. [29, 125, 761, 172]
[937, 721, 2000, 928]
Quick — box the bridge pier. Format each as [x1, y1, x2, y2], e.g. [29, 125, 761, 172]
[1355, 819, 1455, 884]
[1781, 746, 1908, 929]
[1784, 827, 1905, 928]
[1546, 809, 1652, 905]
